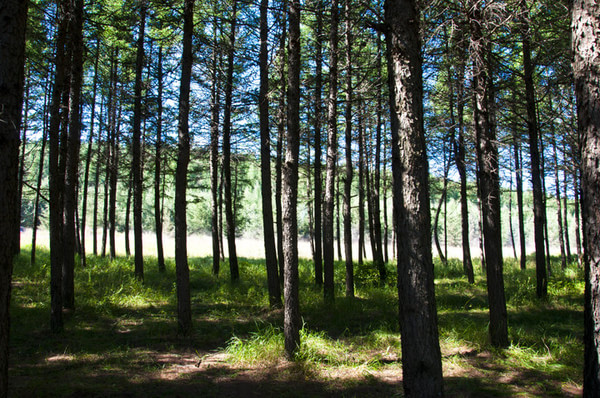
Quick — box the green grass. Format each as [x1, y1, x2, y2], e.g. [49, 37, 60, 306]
[8, 248, 583, 397]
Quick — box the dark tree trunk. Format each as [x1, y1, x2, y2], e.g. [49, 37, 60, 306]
[283, 0, 301, 359]
[223, 0, 239, 281]
[93, 99, 104, 257]
[80, 41, 101, 268]
[0, 0, 28, 393]
[174, 0, 195, 336]
[323, 0, 339, 303]
[343, 0, 353, 298]
[16, 75, 28, 256]
[454, 40, 474, 282]
[384, 0, 444, 394]
[132, 0, 146, 280]
[514, 127, 527, 270]
[125, 171, 132, 256]
[574, 168, 583, 268]
[562, 153, 572, 261]
[260, 0, 282, 308]
[48, 0, 70, 333]
[540, 133, 552, 276]
[470, 2, 508, 347]
[434, 166, 449, 267]
[210, 17, 221, 276]
[551, 131, 567, 269]
[108, 103, 120, 260]
[313, 0, 323, 286]
[276, 1, 287, 283]
[155, 44, 165, 272]
[31, 83, 50, 266]
[521, 0, 547, 297]
[572, 0, 600, 394]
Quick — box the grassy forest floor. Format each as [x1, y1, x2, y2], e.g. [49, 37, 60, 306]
[9, 249, 583, 397]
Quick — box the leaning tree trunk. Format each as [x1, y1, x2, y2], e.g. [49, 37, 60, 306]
[282, 0, 301, 359]
[323, 0, 339, 304]
[174, 0, 195, 336]
[0, 0, 28, 393]
[260, 0, 282, 308]
[384, 0, 444, 395]
[572, 0, 600, 394]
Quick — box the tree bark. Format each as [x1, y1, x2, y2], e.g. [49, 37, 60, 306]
[0, 0, 28, 393]
[572, 0, 600, 394]
[514, 126, 527, 270]
[283, 0, 301, 359]
[155, 44, 165, 273]
[132, 0, 146, 280]
[210, 16, 221, 276]
[313, 0, 323, 286]
[384, 0, 444, 394]
[521, 0, 547, 297]
[343, 0, 353, 298]
[260, 0, 282, 308]
[174, 0, 195, 336]
[223, 0, 239, 281]
[323, 0, 339, 303]
[276, 1, 287, 283]
[470, 1, 508, 347]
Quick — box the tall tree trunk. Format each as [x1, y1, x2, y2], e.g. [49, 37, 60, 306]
[48, 0, 70, 333]
[572, 0, 600, 393]
[283, 0, 301, 358]
[562, 149, 572, 261]
[574, 167, 583, 267]
[454, 38, 474, 282]
[260, 0, 282, 308]
[174, 0, 195, 336]
[16, 73, 28, 256]
[93, 99, 104, 257]
[434, 169, 448, 267]
[81, 41, 101, 268]
[210, 16, 221, 276]
[132, 0, 146, 280]
[470, 2, 508, 347]
[155, 44, 166, 273]
[31, 82, 50, 266]
[384, 0, 444, 394]
[108, 102, 120, 260]
[125, 170, 132, 256]
[521, 0, 547, 297]
[312, 0, 323, 286]
[540, 132, 552, 275]
[552, 129, 567, 269]
[223, 0, 239, 281]
[0, 0, 28, 393]
[276, 1, 287, 282]
[343, 0, 353, 298]
[323, 0, 339, 303]
[514, 125, 527, 269]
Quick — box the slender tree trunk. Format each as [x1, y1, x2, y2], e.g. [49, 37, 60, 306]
[336, 175, 342, 261]
[276, 1, 287, 283]
[384, 0, 444, 393]
[323, 0, 339, 303]
[552, 131, 567, 269]
[260, 0, 282, 308]
[562, 153, 572, 261]
[343, 0, 353, 298]
[223, 0, 239, 281]
[574, 168, 583, 267]
[572, 0, 600, 393]
[48, 0, 70, 333]
[125, 171, 132, 256]
[514, 128, 527, 269]
[283, 0, 301, 358]
[210, 17, 221, 276]
[16, 74, 28, 256]
[434, 170, 448, 266]
[470, 2, 508, 347]
[155, 44, 166, 272]
[31, 85, 50, 266]
[81, 41, 100, 268]
[132, 0, 146, 280]
[521, 0, 547, 297]
[108, 102, 120, 260]
[93, 100, 104, 256]
[174, 0, 195, 335]
[312, 0, 323, 286]
[0, 0, 28, 393]
[540, 132, 552, 275]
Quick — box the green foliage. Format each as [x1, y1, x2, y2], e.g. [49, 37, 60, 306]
[9, 249, 583, 396]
